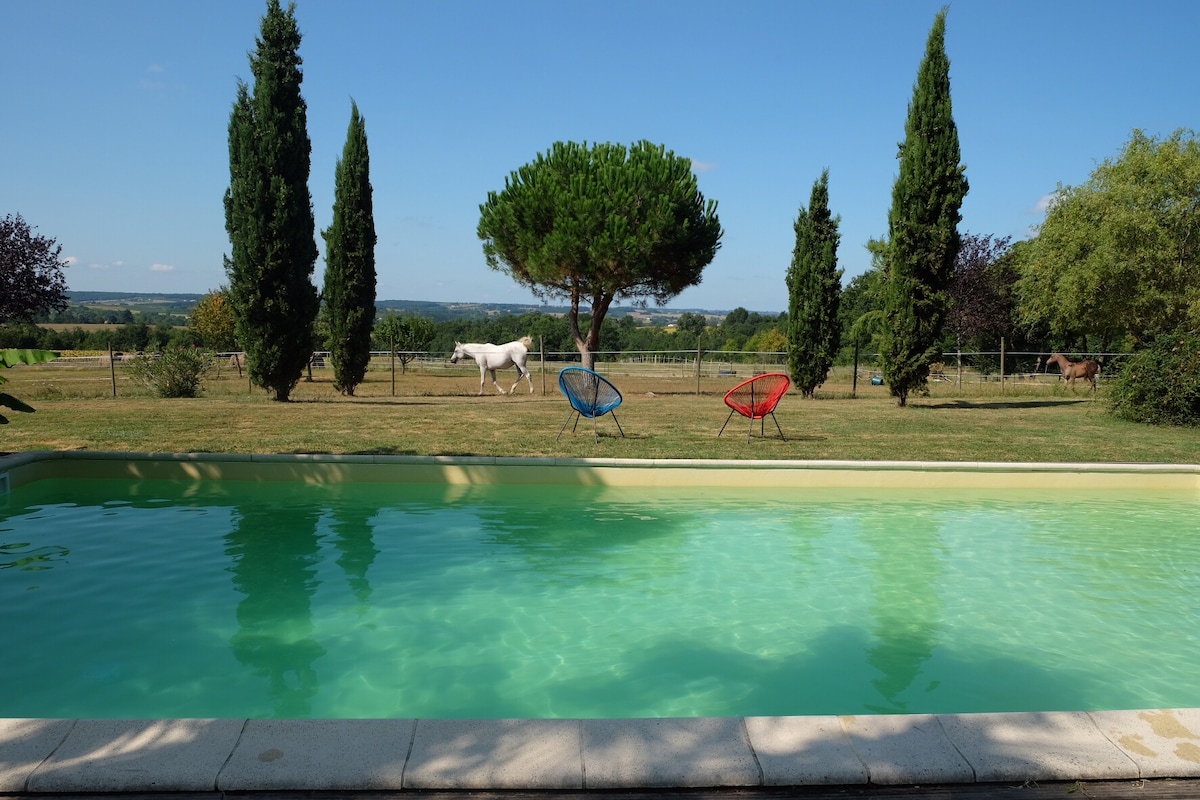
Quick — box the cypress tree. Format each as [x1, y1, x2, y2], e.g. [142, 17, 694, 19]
[322, 101, 377, 396]
[223, 0, 319, 402]
[880, 7, 968, 406]
[786, 169, 842, 398]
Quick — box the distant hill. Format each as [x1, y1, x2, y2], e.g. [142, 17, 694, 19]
[66, 291, 738, 324]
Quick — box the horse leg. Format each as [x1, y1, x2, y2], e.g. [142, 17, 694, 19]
[511, 363, 534, 394]
[490, 368, 507, 395]
[477, 366, 486, 396]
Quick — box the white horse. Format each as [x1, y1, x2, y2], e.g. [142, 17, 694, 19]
[450, 336, 535, 395]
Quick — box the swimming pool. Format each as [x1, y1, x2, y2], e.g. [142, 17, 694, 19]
[3, 452, 1198, 722]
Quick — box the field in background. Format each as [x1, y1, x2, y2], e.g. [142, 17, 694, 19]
[4, 357, 1195, 465]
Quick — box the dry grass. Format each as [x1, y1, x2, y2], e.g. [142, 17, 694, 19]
[3, 361, 1197, 463]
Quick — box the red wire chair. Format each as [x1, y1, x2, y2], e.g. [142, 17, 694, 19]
[718, 371, 791, 442]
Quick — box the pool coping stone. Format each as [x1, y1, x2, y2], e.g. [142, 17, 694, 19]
[5, 710, 1200, 792]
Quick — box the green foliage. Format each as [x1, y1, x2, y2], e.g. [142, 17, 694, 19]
[126, 347, 215, 399]
[223, 0, 320, 401]
[1108, 332, 1200, 426]
[786, 170, 843, 397]
[1, 214, 70, 325]
[322, 101, 377, 396]
[881, 8, 969, 406]
[1014, 129, 1200, 348]
[189, 288, 238, 350]
[478, 140, 722, 368]
[0, 348, 57, 422]
[375, 313, 436, 372]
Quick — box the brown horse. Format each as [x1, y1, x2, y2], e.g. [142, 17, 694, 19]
[1047, 353, 1100, 391]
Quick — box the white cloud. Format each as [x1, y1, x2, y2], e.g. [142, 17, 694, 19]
[1033, 193, 1057, 214]
[150, 263, 175, 272]
[63, 255, 78, 266]
[140, 64, 166, 91]
[88, 260, 126, 270]
[690, 160, 717, 173]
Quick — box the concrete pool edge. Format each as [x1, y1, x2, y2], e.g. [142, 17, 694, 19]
[3, 449, 1200, 491]
[4, 710, 1200, 792]
[3, 451, 1200, 792]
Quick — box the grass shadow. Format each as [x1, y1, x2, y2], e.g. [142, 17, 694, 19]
[922, 399, 1093, 411]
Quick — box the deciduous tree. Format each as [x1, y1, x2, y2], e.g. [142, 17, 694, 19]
[880, 8, 968, 406]
[1014, 128, 1200, 348]
[786, 170, 843, 398]
[375, 313, 435, 374]
[947, 233, 1013, 353]
[223, 0, 320, 401]
[1, 214, 69, 325]
[478, 140, 723, 369]
[189, 288, 238, 351]
[322, 101, 377, 396]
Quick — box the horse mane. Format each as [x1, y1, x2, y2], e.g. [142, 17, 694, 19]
[519, 335, 533, 348]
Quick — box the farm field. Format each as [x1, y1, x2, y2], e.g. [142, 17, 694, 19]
[4, 359, 1197, 464]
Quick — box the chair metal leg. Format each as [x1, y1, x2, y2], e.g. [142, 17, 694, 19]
[718, 409, 737, 437]
[610, 411, 625, 438]
[557, 411, 578, 441]
[769, 411, 786, 441]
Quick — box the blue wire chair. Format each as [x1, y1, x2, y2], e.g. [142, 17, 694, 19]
[557, 367, 625, 442]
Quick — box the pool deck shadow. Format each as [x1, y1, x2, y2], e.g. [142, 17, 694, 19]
[3, 710, 1200, 795]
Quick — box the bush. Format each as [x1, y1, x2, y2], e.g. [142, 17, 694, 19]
[126, 347, 214, 398]
[1108, 332, 1200, 426]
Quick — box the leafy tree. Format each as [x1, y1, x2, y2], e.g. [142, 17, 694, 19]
[674, 311, 708, 346]
[478, 140, 723, 369]
[947, 233, 1013, 353]
[1, 214, 69, 325]
[322, 101, 377, 396]
[786, 169, 843, 397]
[1014, 129, 1200, 348]
[189, 288, 238, 350]
[223, 0, 320, 401]
[375, 313, 436, 374]
[1, 348, 57, 423]
[880, 8, 969, 406]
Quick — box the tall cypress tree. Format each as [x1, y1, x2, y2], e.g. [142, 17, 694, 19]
[322, 101, 377, 396]
[224, 0, 319, 402]
[880, 7, 968, 407]
[786, 169, 842, 398]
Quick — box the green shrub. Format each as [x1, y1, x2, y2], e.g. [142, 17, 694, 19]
[1108, 332, 1200, 426]
[127, 347, 214, 398]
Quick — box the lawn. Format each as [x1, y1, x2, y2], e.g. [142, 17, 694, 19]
[3, 360, 1198, 464]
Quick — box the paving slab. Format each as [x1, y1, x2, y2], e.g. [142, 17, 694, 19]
[745, 715, 868, 786]
[218, 718, 414, 790]
[842, 713, 974, 785]
[0, 719, 75, 792]
[581, 716, 760, 789]
[939, 711, 1137, 782]
[1092, 709, 1200, 778]
[24, 718, 244, 792]
[404, 718, 582, 790]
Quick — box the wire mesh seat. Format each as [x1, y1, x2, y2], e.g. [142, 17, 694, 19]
[718, 371, 790, 442]
[557, 367, 625, 442]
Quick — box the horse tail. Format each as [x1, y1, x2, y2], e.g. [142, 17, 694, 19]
[519, 335, 533, 348]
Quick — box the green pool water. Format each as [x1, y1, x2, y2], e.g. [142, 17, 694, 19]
[2, 475, 1198, 719]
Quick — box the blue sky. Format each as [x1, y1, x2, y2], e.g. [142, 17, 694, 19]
[2, 1, 1195, 314]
